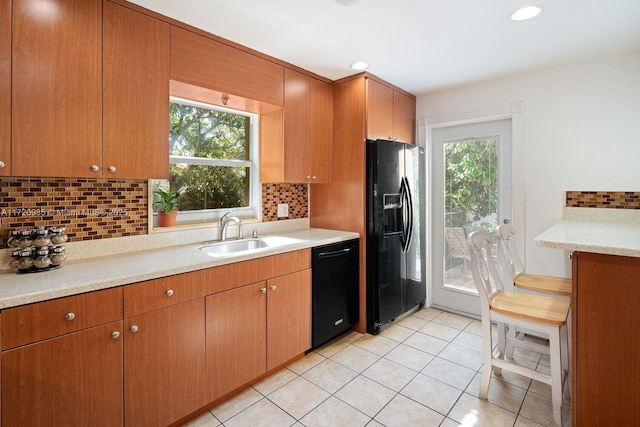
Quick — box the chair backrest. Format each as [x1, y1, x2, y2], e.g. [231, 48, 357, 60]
[496, 224, 525, 280]
[468, 230, 505, 310]
[445, 227, 468, 257]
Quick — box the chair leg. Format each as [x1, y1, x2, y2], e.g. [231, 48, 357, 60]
[479, 318, 493, 400]
[549, 326, 563, 427]
[493, 322, 505, 375]
[505, 324, 516, 359]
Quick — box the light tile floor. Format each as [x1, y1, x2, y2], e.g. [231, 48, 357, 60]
[183, 307, 571, 427]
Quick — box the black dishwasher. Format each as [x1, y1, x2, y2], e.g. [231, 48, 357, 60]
[311, 238, 359, 349]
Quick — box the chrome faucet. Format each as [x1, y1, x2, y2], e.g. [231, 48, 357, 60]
[219, 212, 243, 241]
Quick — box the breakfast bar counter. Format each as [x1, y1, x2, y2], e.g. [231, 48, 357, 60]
[535, 208, 640, 426]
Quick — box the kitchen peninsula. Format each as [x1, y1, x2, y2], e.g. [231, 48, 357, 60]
[535, 207, 640, 426]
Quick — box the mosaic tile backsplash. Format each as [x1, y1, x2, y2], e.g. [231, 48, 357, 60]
[262, 183, 308, 221]
[566, 191, 640, 209]
[1, 178, 310, 246]
[0, 178, 148, 245]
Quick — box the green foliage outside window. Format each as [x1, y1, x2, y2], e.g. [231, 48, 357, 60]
[167, 102, 251, 211]
[444, 139, 498, 229]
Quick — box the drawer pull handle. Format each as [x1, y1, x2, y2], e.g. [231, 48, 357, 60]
[260, 287, 267, 294]
[111, 331, 120, 339]
[65, 312, 75, 321]
[270, 285, 277, 291]
[166, 289, 174, 297]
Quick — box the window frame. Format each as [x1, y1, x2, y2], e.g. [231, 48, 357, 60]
[152, 97, 261, 226]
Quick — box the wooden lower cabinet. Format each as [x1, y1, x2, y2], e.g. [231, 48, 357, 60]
[124, 298, 206, 427]
[206, 268, 312, 401]
[206, 281, 267, 402]
[1, 321, 124, 426]
[267, 269, 312, 370]
[572, 252, 640, 425]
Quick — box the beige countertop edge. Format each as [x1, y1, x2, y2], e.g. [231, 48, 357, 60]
[534, 220, 640, 258]
[0, 228, 360, 309]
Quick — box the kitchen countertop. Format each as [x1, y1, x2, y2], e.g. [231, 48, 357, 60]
[535, 220, 640, 258]
[0, 228, 359, 309]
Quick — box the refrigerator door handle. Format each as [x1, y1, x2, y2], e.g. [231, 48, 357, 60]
[403, 176, 414, 252]
[399, 178, 411, 251]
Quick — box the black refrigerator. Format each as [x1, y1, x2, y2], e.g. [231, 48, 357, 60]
[366, 139, 426, 335]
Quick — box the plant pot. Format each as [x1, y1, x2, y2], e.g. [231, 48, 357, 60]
[157, 210, 177, 227]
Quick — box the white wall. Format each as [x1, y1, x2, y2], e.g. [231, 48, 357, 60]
[417, 49, 640, 277]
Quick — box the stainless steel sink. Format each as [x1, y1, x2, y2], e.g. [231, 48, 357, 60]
[198, 238, 269, 255]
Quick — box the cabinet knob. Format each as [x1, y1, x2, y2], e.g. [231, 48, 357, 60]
[0, 160, 5, 168]
[311, 175, 317, 180]
[65, 312, 75, 321]
[130, 325, 139, 333]
[306, 175, 311, 180]
[166, 289, 174, 297]
[108, 165, 116, 173]
[90, 164, 99, 172]
[111, 331, 121, 340]
[260, 287, 267, 294]
[270, 285, 277, 291]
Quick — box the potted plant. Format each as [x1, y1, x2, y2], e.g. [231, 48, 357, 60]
[153, 188, 182, 227]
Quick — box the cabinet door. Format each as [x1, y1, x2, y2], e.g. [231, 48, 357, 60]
[309, 77, 333, 183]
[103, 1, 170, 179]
[0, 0, 9, 176]
[366, 79, 394, 141]
[206, 282, 267, 402]
[573, 253, 640, 425]
[283, 68, 311, 182]
[124, 298, 206, 426]
[393, 91, 416, 145]
[12, 0, 103, 177]
[1, 321, 123, 426]
[267, 269, 312, 370]
[171, 26, 284, 107]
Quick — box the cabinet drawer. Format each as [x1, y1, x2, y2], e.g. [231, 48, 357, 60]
[1, 287, 123, 350]
[205, 256, 273, 295]
[124, 270, 205, 317]
[205, 250, 311, 295]
[273, 249, 310, 277]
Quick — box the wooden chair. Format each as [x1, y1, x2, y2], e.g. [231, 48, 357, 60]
[468, 230, 570, 427]
[445, 227, 470, 273]
[496, 224, 571, 297]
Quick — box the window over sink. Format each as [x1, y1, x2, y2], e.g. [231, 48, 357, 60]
[151, 98, 260, 225]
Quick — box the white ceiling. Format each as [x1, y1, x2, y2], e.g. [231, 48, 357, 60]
[128, 0, 640, 95]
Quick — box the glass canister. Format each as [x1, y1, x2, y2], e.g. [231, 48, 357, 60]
[17, 249, 34, 270]
[17, 230, 34, 249]
[33, 247, 52, 269]
[51, 227, 68, 244]
[34, 229, 51, 247]
[9, 250, 21, 269]
[7, 231, 20, 248]
[50, 246, 67, 266]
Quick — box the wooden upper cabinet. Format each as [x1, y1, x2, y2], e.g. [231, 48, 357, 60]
[366, 78, 416, 144]
[366, 79, 394, 141]
[12, 0, 103, 177]
[262, 68, 333, 183]
[0, 0, 10, 176]
[170, 26, 284, 107]
[393, 91, 416, 145]
[103, 1, 170, 179]
[309, 77, 334, 183]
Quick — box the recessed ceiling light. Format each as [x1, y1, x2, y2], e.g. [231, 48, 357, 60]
[350, 61, 369, 70]
[335, 0, 360, 5]
[510, 5, 543, 21]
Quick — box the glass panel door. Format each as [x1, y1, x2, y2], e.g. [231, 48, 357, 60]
[431, 119, 512, 317]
